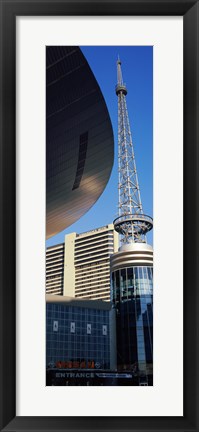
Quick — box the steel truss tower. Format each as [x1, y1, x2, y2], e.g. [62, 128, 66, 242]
[111, 57, 153, 381]
[114, 58, 153, 244]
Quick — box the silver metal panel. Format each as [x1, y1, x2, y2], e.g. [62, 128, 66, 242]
[110, 243, 153, 272]
[46, 47, 114, 238]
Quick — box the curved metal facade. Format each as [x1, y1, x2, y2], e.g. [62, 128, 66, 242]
[46, 46, 114, 239]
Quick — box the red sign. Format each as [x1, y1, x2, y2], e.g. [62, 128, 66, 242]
[55, 360, 95, 369]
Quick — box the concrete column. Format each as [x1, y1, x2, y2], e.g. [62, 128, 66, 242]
[63, 233, 76, 297]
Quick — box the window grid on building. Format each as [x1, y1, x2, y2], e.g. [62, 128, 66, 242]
[46, 243, 64, 295]
[46, 303, 110, 370]
[46, 224, 118, 301]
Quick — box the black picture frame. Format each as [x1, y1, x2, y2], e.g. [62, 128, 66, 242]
[0, 0, 198, 431]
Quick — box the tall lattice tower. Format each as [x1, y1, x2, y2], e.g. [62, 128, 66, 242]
[111, 57, 153, 382]
[113, 57, 153, 244]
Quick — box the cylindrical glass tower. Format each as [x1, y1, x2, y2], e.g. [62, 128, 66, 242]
[110, 243, 153, 384]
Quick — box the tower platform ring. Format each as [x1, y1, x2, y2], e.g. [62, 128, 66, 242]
[113, 213, 153, 236]
[115, 84, 127, 96]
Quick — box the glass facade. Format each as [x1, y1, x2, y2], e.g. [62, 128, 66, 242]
[111, 266, 153, 378]
[46, 303, 110, 370]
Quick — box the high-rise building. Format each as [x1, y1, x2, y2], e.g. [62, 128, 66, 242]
[46, 243, 65, 295]
[110, 58, 153, 384]
[46, 224, 119, 301]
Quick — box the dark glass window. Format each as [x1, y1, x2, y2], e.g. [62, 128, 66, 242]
[115, 271, 120, 288]
[72, 131, 88, 190]
[127, 267, 133, 287]
[134, 267, 138, 280]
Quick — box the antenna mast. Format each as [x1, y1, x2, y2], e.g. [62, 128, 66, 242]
[114, 58, 153, 243]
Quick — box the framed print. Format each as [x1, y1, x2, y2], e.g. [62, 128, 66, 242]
[0, 1, 199, 431]
[17, 19, 182, 415]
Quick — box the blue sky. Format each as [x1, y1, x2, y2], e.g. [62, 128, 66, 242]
[47, 46, 153, 247]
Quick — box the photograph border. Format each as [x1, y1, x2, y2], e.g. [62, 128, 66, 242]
[0, 1, 199, 431]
